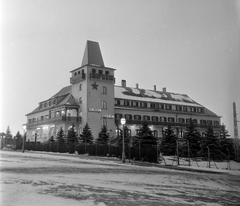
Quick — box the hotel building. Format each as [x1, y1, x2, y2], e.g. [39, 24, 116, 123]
[25, 41, 224, 142]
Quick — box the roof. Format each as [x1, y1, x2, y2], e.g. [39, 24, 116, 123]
[50, 85, 71, 99]
[114, 85, 202, 107]
[81, 40, 105, 67]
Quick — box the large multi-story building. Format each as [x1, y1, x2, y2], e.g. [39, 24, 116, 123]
[25, 41, 224, 142]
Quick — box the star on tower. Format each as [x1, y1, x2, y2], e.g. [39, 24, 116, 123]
[92, 82, 99, 90]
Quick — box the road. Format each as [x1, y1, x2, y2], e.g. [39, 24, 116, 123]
[1, 150, 240, 206]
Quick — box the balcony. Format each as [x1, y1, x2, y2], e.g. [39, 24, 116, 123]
[90, 73, 114, 81]
[115, 119, 224, 129]
[70, 73, 86, 84]
[27, 116, 81, 129]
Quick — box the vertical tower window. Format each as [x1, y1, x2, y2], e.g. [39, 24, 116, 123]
[79, 84, 82, 91]
[102, 118, 107, 126]
[102, 101, 107, 109]
[102, 86, 107, 94]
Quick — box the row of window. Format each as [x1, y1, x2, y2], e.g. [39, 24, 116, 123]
[74, 69, 110, 77]
[74, 69, 85, 76]
[39, 99, 56, 109]
[115, 113, 219, 125]
[115, 99, 203, 113]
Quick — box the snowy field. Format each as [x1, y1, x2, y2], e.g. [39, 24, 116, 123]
[0, 150, 240, 206]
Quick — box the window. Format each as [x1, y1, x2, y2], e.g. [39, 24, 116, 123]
[79, 84, 82, 91]
[152, 116, 158, 122]
[115, 99, 120, 105]
[186, 119, 191, 124]
[102, 86, 107, 94]
[102, 101, 107, 109]
[176, 106, 182, 111]
[39, 104, 42, 109]
[207, 120, 212, 125]
[102, 118, 107, 126]
[178, 118, 185, 123]
[151, 103, 156, 108]
[124, 100, 130, 106]
[192, 119, 198, 124]
[74, 72, 77, 76]
[78, 71, 80, 75]
[153, 130, 158, 137]
[131, 101, 139, 107]
[125, 114, 132, 120]
[200, 120, 206, 125]
[92, 69, 96, 73]
[115, 113, 123, 119]
[44, 102, 46, 107]
[159, 104, 164, 109]
[143, 115, 150, 121]
[183, 106, 187, 112]
[105, 71, 109, 75]
[198, 108, 203, 113]
[99, 70, 103, 74]
[192, 107, 197, 112]
[168, 117, 175, 122]
[160, 117, 167, 122]
[166, 104, 172, 110]
[214, 121, 219, 125]
[134, 115, 141, 120]
[141, 102, 147, 107]
[49, 101, 52, 106]
[53, 99, 56, 104]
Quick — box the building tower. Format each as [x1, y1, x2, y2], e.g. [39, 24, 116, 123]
[233, 102, 239, 158]
[70, 41, 116, 139]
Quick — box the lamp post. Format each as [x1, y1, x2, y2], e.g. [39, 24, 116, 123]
[121, 118, 126, 163]
[22, 125, 27, 153]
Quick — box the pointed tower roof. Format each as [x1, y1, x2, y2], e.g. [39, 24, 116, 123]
[81, 40, 105, 67]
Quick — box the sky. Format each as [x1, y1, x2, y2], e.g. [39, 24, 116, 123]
[0, 0, 239, 137]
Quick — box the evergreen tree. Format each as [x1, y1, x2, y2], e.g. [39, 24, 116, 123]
[56, 127, 65, 143]
[80, 123, 94, 144]
[67, 123, 78, 142]
[199, 125, 223, 160]
[161, 125, 177, 155]
[220, 126, 235, 159]
[15, 131, 22, 140]
[6, 126, 12, 139]
[184, 119, 202, 157]
[137, 121, 156, 145]
[48, 136, 55, 142]
[97, 125, 110, 144]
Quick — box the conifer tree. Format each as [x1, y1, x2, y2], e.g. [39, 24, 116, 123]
[137, 121, 156, 145]
[184, 119, 202, 157]
[161, 125, 177, 155]
[80, 123, 94, 144]
[199, 125, 222, 160]
[67, 123, 78, 142]
[6, 126, 12, 139]
[56, 127, 65, 143]
[97, 125, 110, 144]
[15, 131, 22, 140]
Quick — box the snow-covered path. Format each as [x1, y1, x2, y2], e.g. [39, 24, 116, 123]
[1, 150, 240, 206]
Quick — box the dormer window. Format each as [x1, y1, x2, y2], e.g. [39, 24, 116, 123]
[44, 102, 46, 107]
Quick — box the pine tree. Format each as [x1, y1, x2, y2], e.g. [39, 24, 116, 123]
[137, 121, 156, 145]
[161, 125, 177, 155]
[48, 136, 55, 142]
[199, 125, 223, 160]
[220, 126, 235, 159]
[80, 123, 94, 144]
[184, 119, 202, 157]
[67, 123, 78, 142]
[5, 126, 12, 139]
[15, 131, 22, 140]
[56, 127, 65, 143]
[97, 125, 110, 145]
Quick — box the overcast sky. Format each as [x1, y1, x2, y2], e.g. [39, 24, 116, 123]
[1, 0, 239, 137]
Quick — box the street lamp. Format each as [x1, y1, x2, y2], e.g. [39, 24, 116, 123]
[22, 125, 27, 153]
[121, 118, 126, 163]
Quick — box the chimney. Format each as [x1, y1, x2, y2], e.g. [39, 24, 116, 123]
[163, 87, 166, 92]
[136, 83, 139, 89]
[154, 85, 156, 91]
[121, 80, 126, 87]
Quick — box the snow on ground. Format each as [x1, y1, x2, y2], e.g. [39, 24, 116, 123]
[1, 150, 240, 206]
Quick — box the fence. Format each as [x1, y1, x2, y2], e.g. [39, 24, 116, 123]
[18, 141, 158, 163]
